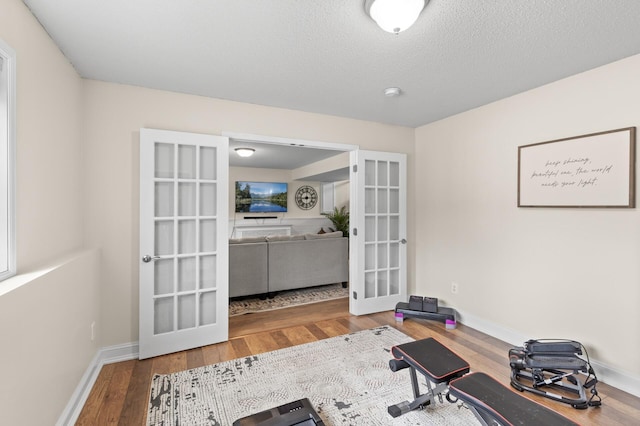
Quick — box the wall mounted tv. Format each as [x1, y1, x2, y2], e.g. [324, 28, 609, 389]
[235, 181, 288, 213]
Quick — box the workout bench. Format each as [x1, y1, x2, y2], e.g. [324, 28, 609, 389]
[389, 337, 579, 426]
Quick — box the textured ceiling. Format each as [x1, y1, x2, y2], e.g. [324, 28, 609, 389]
[23, 0, 640, 129]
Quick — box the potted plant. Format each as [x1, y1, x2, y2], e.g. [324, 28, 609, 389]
[322, 206, 349, 237]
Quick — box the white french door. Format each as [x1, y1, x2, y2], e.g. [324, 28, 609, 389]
[139, 128, 229, 359]
[349, 150, 407, 315]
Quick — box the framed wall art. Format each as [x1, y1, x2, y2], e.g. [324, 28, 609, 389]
[518, 127, 636, 208]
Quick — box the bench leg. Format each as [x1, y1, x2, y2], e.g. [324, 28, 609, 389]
[388, 366, 451, 418]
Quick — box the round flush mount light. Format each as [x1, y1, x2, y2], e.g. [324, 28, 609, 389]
[235, 147, 255, 157]
[384, 87, 401, 97]
[365, 0, 426, 34]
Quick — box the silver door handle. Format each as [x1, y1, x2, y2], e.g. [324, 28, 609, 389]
[142, 255, 161, 263]
[400, 239, 407, 244]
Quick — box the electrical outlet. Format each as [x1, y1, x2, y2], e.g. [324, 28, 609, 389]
[91, 322, 96, 341]
[451, 282, 459, 294]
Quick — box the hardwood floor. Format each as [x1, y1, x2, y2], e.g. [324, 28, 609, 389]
[76, 298, 640, 425]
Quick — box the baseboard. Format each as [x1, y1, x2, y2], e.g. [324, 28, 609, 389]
[456, 308, 640, 398]
[57, 310, 640, 425]
[56, 342, 139, 426]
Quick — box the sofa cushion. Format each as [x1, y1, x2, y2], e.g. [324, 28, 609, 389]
[268, 236, 348, 291]
[229, 236, 267, 244]
[304, 231, 343, 240]
[265, 234, 305, 242]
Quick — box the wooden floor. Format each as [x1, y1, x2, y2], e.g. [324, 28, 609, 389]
[76, 298, 640, 425]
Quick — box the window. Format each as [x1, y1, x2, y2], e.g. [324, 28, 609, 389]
[0, 39, 15, 281]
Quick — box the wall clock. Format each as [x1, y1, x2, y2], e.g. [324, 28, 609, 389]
[295, 185, 318, 210]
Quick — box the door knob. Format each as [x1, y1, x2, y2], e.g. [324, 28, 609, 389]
[142, 255, 160, 263]
[400, 239, 407, 244]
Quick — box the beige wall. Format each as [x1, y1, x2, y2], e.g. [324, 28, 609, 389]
[415, 54, 640, 380]
[0, 1, 101, 425]
[82, 80, 415, 346]
[0, 250, 101, 426]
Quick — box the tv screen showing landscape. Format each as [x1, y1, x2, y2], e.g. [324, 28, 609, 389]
[235, 181, 288, 213]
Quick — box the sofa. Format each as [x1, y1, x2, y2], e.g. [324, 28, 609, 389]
[229, 231, 349, 298]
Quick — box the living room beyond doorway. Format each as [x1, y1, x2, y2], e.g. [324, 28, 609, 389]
[227, 133, 355, 320]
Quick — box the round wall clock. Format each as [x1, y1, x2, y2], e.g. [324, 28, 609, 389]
[295, 185, 318, 210]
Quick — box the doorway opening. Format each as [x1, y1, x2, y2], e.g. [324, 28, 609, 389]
[224, 132, 357, 324]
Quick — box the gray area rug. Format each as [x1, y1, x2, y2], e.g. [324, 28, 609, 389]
[228, 283, 348, 316]
[146, 326, 476, 425]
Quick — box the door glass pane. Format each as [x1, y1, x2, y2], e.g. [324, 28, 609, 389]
[389, 216, 399, 240]
[389, 161, 399, 186]
[377, 189, 387, 213]
[200, 146, 216, 180]
[200, 291, 216, 325]
[155, 182, 174, 217]
[154, 297, 174, 334]
[364, 272, 375, 298]
[178, 145, 196, 179]
[155, 143, 174, 179]
[389, 243, 399, 268]
[377, 161, 388, 186]
[365, 243, 375, 270]
[178, 294, 196, 330]
[155, 220, 174, 255]
[377, 243, 387, 268]
[178, 182, 196, 216]
[365, 216, 375, 242]
[365, 188, 375, 213]
[200, 255, 216, 289]
[154, 259, 174, 295]
[365, 160, 375, 186]
[178, 257, 196, 292]
[377, 271, 388, 296]
[200, 219, 216, 252]
[377, 216, 388, 241]
[389, 189, 399, 214]
[200, 183, 216, 216]
[178, 220, 196, 254]
[390, 269, 400, 295]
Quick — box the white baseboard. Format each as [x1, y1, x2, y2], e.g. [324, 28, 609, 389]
[456, 309, 640, 398]
[56, 342, 139, 426]
[57, 310, 640, 425]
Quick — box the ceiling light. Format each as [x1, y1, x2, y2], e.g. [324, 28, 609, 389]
[365, 0, 426, 34]
[384, 87, 401, 97]
[235, 148, 255, 157]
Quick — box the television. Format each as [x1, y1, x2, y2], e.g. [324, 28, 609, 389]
[235, 181, 288, 213]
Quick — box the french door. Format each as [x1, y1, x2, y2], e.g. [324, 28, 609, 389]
[349, 150, 407, 315]
[139, 128, 229, 359]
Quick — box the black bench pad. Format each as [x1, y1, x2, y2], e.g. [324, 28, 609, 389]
[449, 372, 579, 426]
[391, 337, 470, 382]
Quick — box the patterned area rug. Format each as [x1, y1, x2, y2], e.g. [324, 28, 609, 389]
[146, 326, 477, 425]
[228, 283, 348, 316]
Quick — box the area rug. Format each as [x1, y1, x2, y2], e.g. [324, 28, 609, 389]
[228, 283, 348, 316]
[146, 326, 477, 425]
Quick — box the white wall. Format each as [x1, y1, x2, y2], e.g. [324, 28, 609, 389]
[334, 180, 350, 210]
[0, 1, 101, 425]
[82, 80, 415, 347]
[415, 54, 640, 386]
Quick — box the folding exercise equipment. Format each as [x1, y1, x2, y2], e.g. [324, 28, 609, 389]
[389, 337, 580, 425]
[509, 339, 601, 409]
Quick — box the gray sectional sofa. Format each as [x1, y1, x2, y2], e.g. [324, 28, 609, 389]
[229, 231, 349, 298]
